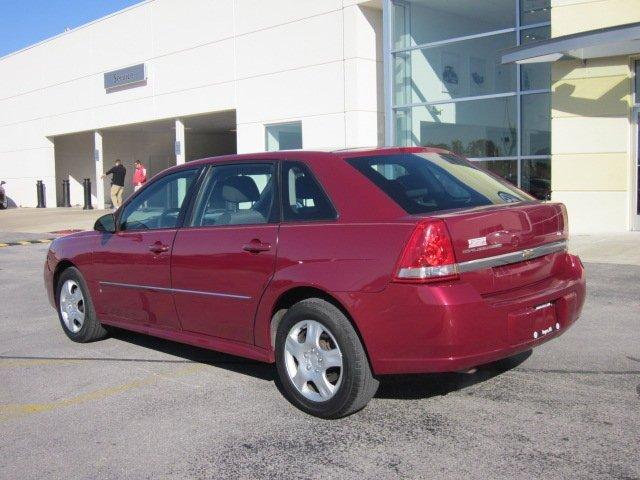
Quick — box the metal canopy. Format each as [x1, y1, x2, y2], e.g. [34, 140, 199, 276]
[502, 21, 640, 64]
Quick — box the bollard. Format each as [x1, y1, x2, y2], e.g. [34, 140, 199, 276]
[82, 178, 93, 210]
[36, 180, 46, 208]
[61, 179, 71, 207]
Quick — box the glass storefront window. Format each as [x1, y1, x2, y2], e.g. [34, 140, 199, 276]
[521, 157, 551, 200]
[477, 159, 518, 186]
[396, 96, 517, 157]
[521, 93, 551, 156]
[635, 60, 640, 103]
[393, 0, 516, 48]
[520, 0, 550, 26]
[390, 0, 552, 192]
[392, 1, 410, 50]
[394, 33, 516, 105]
[520, 26, 550, 90]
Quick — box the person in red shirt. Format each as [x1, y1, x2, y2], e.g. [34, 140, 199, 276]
[133, 160, 147, 192]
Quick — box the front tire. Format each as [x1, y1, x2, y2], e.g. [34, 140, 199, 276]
[275, 298, 378, 419]
[56, 267, 108, 343]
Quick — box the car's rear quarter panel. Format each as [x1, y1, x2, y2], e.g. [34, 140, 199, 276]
[253, 221, 415, 349]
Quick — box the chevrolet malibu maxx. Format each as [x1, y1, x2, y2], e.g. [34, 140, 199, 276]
[44, 147, 585, 418]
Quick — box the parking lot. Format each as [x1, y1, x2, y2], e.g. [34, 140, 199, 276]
[0, 239, 639, 479]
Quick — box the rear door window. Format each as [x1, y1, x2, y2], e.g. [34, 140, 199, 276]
[281, 162, 337, 222]
[347, 153, 531, 214]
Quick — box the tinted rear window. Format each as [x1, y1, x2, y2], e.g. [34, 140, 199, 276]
[347, 153, 533, 214]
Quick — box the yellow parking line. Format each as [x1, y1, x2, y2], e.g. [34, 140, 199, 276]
[0, 364, 206, 422]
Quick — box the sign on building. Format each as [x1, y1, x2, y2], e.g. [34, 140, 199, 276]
[104, 64, 146, 91]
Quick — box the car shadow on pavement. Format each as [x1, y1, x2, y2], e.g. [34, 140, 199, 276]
[109, 328, 277, 382]
[375, 350, 532, 400]
[112, 329, 532, 398]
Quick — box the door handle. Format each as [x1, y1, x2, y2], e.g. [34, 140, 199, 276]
[148, 242, 169, 254]
[242, 240, 271, 254]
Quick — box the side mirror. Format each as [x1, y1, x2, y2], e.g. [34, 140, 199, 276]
[94, 213, 116, 233]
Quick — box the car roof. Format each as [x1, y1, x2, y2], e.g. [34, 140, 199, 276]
[169, 146, 453, 172]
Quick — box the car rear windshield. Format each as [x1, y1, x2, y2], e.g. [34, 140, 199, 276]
[347, 153, 533, 215]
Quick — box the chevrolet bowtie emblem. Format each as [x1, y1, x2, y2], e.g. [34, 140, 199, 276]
[522, 249, 534, 259]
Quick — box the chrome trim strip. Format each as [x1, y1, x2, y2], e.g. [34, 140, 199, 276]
[99, 281, 251, 300]
[457, 241, 567, 273]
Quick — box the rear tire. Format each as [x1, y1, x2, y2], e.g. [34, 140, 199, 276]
[56, 267, 108, 343]
[275, 298, 378, 419]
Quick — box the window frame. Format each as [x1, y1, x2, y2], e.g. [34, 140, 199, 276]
[183, 162, 280, 229]
[279, 160, 339, 224]
[116, 167, 202, 233]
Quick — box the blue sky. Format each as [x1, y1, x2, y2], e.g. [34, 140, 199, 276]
[0, 0, 141, 57]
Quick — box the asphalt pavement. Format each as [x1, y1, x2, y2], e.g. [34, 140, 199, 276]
[0, 243, 638, 479]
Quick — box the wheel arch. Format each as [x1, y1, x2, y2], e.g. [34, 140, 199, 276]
[52, 259, 77, 305]
[268, 286, 373, 369]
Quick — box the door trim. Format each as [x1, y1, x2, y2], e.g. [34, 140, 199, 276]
[99, 281, 252, 300]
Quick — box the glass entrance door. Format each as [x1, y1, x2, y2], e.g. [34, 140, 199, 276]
[635, 108, 640, 230]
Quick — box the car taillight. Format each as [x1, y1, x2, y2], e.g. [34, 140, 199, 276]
[393, 219, 460, 284]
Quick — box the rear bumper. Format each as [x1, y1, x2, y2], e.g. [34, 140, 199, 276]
[336, 253, 585, 375]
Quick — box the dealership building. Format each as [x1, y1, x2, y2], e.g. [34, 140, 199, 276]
[0, 0, 639, 232]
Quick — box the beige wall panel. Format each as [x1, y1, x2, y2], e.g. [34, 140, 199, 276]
[552, 57, 631, 82]
[552, 153, 628, 191]
[552, 115, 629, 154]
[552, 190, 628, 232]
[552, 0, 640, 36]
[552, 74, 631, 118]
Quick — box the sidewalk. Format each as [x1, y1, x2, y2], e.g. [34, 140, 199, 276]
[0, 207, 107, 242]
[0, 207, 638, 265]
[568, 233, 640, 266]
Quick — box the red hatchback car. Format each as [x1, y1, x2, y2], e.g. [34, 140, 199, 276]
[45, 147, 585, 418]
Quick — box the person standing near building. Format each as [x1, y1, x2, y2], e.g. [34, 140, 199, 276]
[133, 160, 147, 192]
[101, 159, 126, 209]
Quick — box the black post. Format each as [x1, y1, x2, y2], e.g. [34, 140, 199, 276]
[82, 178, 93, 210]
[36, 180, 46, 208]
[62, 179, 71, 207]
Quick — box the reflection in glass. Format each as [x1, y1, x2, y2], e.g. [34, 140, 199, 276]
[393, 33, 516, 105]
[520, 26, 550, 91]
[397, 96, 517, 157]
[477, 159, 518, 186]
[521, 93, 551, 156]
[522, 157, 551, 200]
[394, 0, 516, 47]
[520, 0, 550, 25]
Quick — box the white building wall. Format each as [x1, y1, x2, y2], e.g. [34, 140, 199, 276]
[0, 0, 383, 208]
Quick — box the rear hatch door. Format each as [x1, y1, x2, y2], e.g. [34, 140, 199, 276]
[435, 202, 567, 294]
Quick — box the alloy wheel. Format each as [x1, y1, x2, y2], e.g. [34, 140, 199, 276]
[284, 320, 343, 402]
[59, 279, 85, 333]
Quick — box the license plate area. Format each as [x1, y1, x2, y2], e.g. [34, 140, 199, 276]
[508, 301, 559, 344]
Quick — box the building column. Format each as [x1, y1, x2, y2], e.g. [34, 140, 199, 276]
[94, 131, 105, 209]
[175, 119, 185, 165]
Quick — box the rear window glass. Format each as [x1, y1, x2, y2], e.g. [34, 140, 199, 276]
[347, 153, 533, 214]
